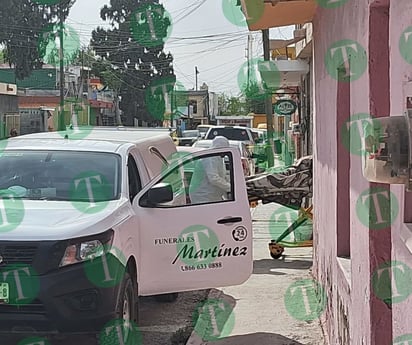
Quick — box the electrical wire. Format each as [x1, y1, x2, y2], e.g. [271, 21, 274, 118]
[0, 0, 269, 95]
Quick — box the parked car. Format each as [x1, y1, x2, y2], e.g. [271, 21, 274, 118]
[0, 128, 252, 338]
[196, 124, 215, 139]
[251, 128, 267, 144]
[177, 129, 200, 146]
[193, 139, 256, 176]
[204, 126, 255, 145]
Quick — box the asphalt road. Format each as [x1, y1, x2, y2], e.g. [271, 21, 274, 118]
[3, 289, 209, 345]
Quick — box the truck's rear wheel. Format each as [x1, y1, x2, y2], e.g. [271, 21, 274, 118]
[154, 292, 179, 303]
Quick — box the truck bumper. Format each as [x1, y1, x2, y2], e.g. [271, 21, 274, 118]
[0, 261, 120, 335]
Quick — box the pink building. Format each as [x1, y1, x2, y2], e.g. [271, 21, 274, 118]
[313, 1, 412, 344]
[242, 0, 412, 343]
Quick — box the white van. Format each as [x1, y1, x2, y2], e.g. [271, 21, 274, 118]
[0, 127, 252, 340]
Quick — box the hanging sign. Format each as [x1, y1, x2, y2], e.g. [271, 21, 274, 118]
[274, 99, 297, 116]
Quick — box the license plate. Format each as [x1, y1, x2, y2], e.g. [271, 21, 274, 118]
[0, 283, 9, 304]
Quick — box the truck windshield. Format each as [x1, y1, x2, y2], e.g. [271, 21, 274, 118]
[0, 151, 121, 201]
[182, 130, 199, 137]
[206, 128, 250, 141]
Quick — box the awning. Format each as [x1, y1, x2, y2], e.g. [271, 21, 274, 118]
[18, 96, 60, 109]
[240, 0, 317, 31]
[259, 59, 309, 88]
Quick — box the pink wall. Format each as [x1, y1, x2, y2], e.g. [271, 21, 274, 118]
[312, 0, 412, 343]
[389, 0, 412, 339]
[313, 1, 372, 343]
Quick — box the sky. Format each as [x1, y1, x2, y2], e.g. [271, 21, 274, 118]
[67, 0, 294, 96]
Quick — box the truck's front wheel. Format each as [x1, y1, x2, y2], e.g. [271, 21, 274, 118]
[116, 272, 138, 341]
[98, 271, 139, 345]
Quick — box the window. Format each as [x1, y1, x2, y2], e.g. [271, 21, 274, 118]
[128, 155, 142, 202]
[182, 130, 199, 138]
[189, 100, 198, 114]
[149, 152, 235, 208]
[0, 151, 121, 201]
[206, 128, 251, 141]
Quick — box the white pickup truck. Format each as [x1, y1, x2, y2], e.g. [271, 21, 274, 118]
[0, 128, 252, 342]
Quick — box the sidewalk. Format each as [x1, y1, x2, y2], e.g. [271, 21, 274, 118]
[186, 203, 325, 345]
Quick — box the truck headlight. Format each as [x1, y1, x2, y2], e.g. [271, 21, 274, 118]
[60, 230, 114, 267]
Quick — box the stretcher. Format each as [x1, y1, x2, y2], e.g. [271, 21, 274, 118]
[246, 156, 313, 259]
[267, 204, 313, 259]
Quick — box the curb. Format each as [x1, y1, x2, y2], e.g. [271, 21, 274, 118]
[185, 288, 225, 345]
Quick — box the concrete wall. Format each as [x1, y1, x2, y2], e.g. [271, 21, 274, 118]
[312, 0, 412, 344]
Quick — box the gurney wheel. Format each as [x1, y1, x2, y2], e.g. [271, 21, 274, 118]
[269, 241, 284, 259]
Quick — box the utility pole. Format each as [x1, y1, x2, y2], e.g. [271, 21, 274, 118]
[195, 66, 199, 91]
[246, 34, 251, 89]
[77, 49, 84, 99]
[58, 5, 65, 131]
[262, 29, 274, 167]
[171, 84, 174, 128]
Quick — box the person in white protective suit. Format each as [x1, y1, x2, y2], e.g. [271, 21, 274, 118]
[189, 136, 231, 204]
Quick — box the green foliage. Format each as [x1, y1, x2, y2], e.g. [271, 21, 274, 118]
[91, 0, 175, 126]
[71, 46, 96, 69]
[90, 58, 122, 92]
[218, 93, 246, 116]
[0, 0, 74, 80]
[243, 81, 266, 114]
[0, 50, 7, 64]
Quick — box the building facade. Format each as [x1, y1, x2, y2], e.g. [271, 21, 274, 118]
[242, 0, 412, 343]
[0, 82, 18, 138]
[313, 1, 412, 344]
[0, 66, 117, 132]
[295, 23, 313, 157]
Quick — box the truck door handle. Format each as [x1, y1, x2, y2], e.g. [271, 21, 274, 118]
[217, 217, 243, 224]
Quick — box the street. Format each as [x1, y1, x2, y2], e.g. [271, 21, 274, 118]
[139, 290, 209, 345]
[3, 290, 209, 345]
[186, 202, 323, 345]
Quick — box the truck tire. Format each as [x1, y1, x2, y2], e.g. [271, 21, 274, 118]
[154, 292, 179, 303]
[104, 271, 140, 345]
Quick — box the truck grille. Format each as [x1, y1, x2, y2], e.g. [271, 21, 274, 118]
[0, 299, 46, 314]
[0, 245, 38, 265]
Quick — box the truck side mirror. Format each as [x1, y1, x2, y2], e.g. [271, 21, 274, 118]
[139, 183, 173, 207]
[361, 115, 410, 188]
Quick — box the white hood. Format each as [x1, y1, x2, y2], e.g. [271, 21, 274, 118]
[0, 198, 132, 241]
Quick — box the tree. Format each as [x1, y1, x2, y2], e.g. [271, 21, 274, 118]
[243, 81, 266, 114]
[0, 0, 74, 80]
[219, 93, 246, 116]
[92, 58, 124, 125]
[71, 46, 96, 69]
[91, 0, 175, 126]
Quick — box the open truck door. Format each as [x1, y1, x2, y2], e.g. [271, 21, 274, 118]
[135, 147, 253, 295]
